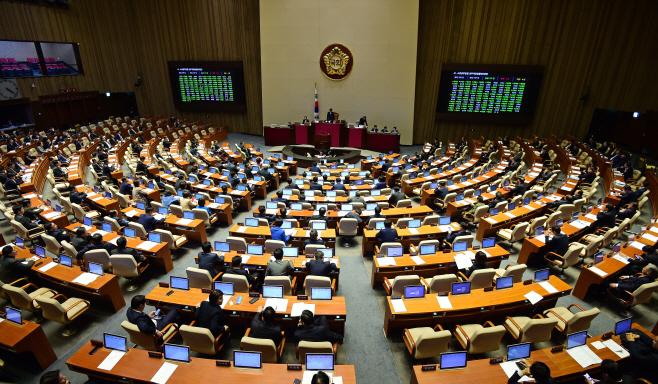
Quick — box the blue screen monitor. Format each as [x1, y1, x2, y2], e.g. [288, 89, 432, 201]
[355, 180, 364, 186]
[59, 254, 72, 267]
[456, 194, 464, 201]
[304, 190, 315, 197]
[371, 190, 381, 196]
[451, 282, 471, 295]
[474, 189, 481, 197]
[215, 241, 230, 252]
[5, 306, 22, 325]
[306, 353, 334, 372]
[594, 251, 604, 264]
[316, 204, 328, 211]
[164, 344, 190, 363]
[266, 201, 278, 209]
[170, 276, 189, 290]
[536, 226, 544, 236]
[507, 342, 531, 361]
[290, 203, 303, 211]
[84, 217, 92, 226]
[317, 248, 334, 258]
[524, 197, 531, 205]
[262, 285, 283, 299]
[341, 203, 353, 211]
[245, 218, 259, 227]
[148, 183, 154, 190]
[136, 202, 145, 210]
[440, 351, 467, 370]
[15, 237, 24, 249]
[102, 222, 113, 232]
[124, 228, 135, 239]
[430, 183, 438, 189]
[447, 180, 454, 186]
[508, 203, 515, 210]
[556, 219, 564, 227]
[392, 167, 399, 173]
[56, 205, 62, 213]
[490, 208, 499, 216]
[452, 241, 468, 252]
[177, 190, 184, 197]
[183, 211, 194, 220]
[420, 244, 436, 255]
[439, 216, 451, 225]
[282, 247, 298, 258]
[35, 245, 45, 258]
[386, 246, 404, 257]
[491, 185, 497, 192]
[88, 262, 104, 276]
[482, 237, 495, 248]
[312, 221, 327, 231]
[282, 189, 292, 196]
[366, 203, 377, 210]
[408, 219, 421, 228]
[148, 233, 161, 243]
[404, 285, 425, 299]
[103, 333, 127, 352]
[566, 331, 588, 350]
[237, 185, 247, 191]
[375, 221, 385, 230]
[614, 318, 632, 336]
[496, 276, 514, 290]
[247, 244, 263, 255]
[534, 268, 550, 282]
[106, 192, 113, 199]
[326, 190, 336, 197]
[213, 282, 234, 295]
[310, 287, 333, 300]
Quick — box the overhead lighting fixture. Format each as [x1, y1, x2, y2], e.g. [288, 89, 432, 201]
[106, 92, 110, 97]
[633, 112, 639, 118]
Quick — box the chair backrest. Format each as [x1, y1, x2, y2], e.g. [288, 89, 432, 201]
[227, 236, 248, 252]
[34, 296, 70, 324]
[562, 244, 585, 268]
[241, 337, 278, 363]
[422, 216, 439, 226]
[509, 223, 529, 242]
[557, 204, 575, 220]
[2, 284, 39, 311]
[630, 281, 658, 307]
[467, 269, 496, 289]
[338, 218, 358, 235]
[413, 329, 452, 359]
[84, 249, 112, 271]
[367, 218, 386, 230]
[222, 273, 250, 293]
[378, 242, 403, 256]
[582, 236, 602, 258]
[546, 211, 561, 228]
[10, 220, 30, 239]
[520, 318, 559, 343]
[263, 276, 293, 296]
[500, 264, 527, 283]
[121, 321, 160, 351]
[428, 274, 457, 293]
[469, 325, 507, 354]
[264, 240, 286, 254]
[186, 267, 213, 289]
[109, 255, 139, 277]
[169, 204, 184, 218]
[179, 324, 218, 354]
[565, 308, 600, 334]
[390, 275, 420, 296]
[396, 199, 412, 208]
[71, 203, 87, 222]
[40, 233, 61, 255]
[443, 193, 457, 204]
[304, 276, 332, 295]
[128, 222, 147, 238]
[304, 244, 325, 255]
[527, 216, 547, 233]
[192, 208, 211, 226]
[297, 341, 334, 364]
[452, 235, 474, 248]
[60, 241, 78, 258]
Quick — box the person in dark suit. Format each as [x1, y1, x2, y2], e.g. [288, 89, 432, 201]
[358, 116, 368, 126]
[56, 151, 69, 166]
[225, 256, 259, 287]
[389, 186, 406, 207]
[547, 194, 573, 210]
[628, 246, 658, 275]
[585, 359, 635, 384]
[632, 180, 649, 201]
[71, 227, 89, 251]
[136, 157, 149, 175]
[196, 241, 223, 276]
[250, 305, 283, 345]
[366, 206, 385, 226]
[544, 226, 570, 263]
[539, 148, 551, 163]
[302, 116, 310, 124]
[331, 178, 346, 191]
[307, 250, 337, 276]
[370, 125, 378, 133]
[271, 190, 288, 207]
[76, 233, 113, 261]
[51, 160, 67, 180]
[304, 229, 326, 249]
[504, 159, 521, 174]
[373, 176, 388, 189]
[433, 180, 450, 202]
[43, 222, 71, 243]
[4, 173, 19, 193]
[509, 179, 526, 197]
[578, 166, 597, 185]
[162, 138, 171, 150]
[126, 295, 180, 339]
[619, 329, 658, 383]
[114, 132, 123, 142]
[381, 158, 392, 173]
[444, 225, 470, 245]
[616, 185, 636, 207]
[119, 177, 133, 195]
[309, 176, 323, 191]
[102, 161, 115, 180]
[309, 162, 321, 173]
[12, 205, 40, 232]
[0, 245, 35, 284]
[309, 207, 330, 223]
[619, 162, 634, 182]
[613, 153, 628, 169]
[460, 251, 489, 279]
[376, 219, 398, 243]
[616, 203, 638, 220]
[254, 205, 275, 223]
[509, 361, 556, 384]
[594, 203, 617, 230]
[110, 236, 145, 264]
[138, 207, 166, 232]
[294, 309, 343, 344]
[89, 131, 100, 140]
[607, 264, 658, 301]
[195, 290, 230, 342]
[326, 109, 336, 121]
[343, 207, 363, 226]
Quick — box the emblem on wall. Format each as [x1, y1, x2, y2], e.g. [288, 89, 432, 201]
[320, 44, 353, 81]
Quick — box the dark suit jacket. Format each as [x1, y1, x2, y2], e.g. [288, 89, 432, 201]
[195, 301, 228, 338]
[617, 208, 637, 220]
[309, 214, 330, 222]
[76, 242, 113, 260]
[225, 267, 257, 285]
[618, 275, 655, 292]
[4, 178, 19, 191]
[510, 183, 526, 197]
[138, 214, 165, 232]
[304, 238, 326, 248]
[434, 187, 449, 201]
[445, 230, 470, 244]
[596, 211, 617, 229]
[579, 171, 596, 184]
[376, 228, 398, 243]
[331, 183, 346, 191]
[389, 192, 406, 207]
[111, 247, 144, 263]
[102, 164, 115, 178]
[14, 214, 38, 230]
[326, 111, 335, 121]
[126, 308, 157, 335]
[620, 329, 658, 382]
[71, 235, 88, 251]
[621, 167, 634, 181]
[508, 371, 557, 384]
[119, 182, 133, 195]
[250, 313, 282, 345]
[306, 259, 337, 276]
[310, 182, 323, 191]
[197, 252, 224, 276]
[294, 316, 343, 344]
[546, 233, 569, 256]
[0, 254, 35, 284]
[381, 163, 392, 172]
[136, 162, 149, 174]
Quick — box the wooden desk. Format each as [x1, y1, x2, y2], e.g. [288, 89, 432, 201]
[475, 200, 548, 242]
[361, 153, 398, 172]
[370, 245, 510, 287]
[119, 207, 208, 245]
[227, 225, 337, 250]
[0, 316, 57, 370]
[145, 288, 347, 335]
[383, 276, 571, 336]
[362, 222, 460, 256]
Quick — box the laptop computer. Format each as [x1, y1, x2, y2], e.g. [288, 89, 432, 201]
[306, 353, 334, 372]
[263, 285, 284, 298]
[170, 276, 189, 291]
[451, 282, 471, 295]
[420, 244, 436, 255]
[103, 333, 127, 352]
[164, 344, 190, 363]
[439, 351, 467, 370]
[614, 318, 632, 336]
[4, 306, 22, 325]
[310, 287, 333, 300]
[566, 330, 588, 349]
[496, 276, 514, 290]
[404, 285, 425, 299]
[234, 351, 262, 369]
[88, 262, 104, 276]
[507, 342, 531, 362]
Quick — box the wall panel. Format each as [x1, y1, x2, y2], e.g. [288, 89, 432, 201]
[413, 0, 658, 144]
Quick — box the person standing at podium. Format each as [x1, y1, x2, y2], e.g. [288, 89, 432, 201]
[302, 116, 310, 124]
[326, 108, 336, 122]
[358, 116, 368, 126]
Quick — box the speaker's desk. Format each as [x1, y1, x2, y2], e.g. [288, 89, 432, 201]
[383, 276, 571, 336]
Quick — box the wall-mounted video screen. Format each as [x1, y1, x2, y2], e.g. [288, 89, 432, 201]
[168, 61, 246, 112]
[0, 40, 83, 78]
[436, 64, 544, 124]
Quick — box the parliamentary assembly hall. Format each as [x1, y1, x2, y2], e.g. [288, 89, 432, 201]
[0, 0, 658, 383]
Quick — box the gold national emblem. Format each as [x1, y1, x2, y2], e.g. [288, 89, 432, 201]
[319, 44, 353, 81]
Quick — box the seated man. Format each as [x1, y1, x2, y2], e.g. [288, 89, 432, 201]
[309, 176, 323, 191]
[71, 227, 89, 251]
[278, 207, 292, 220]
[250, 305, 283, 346]
[459, 196, 486, 225]
[444, 224, 470, 245]
[543, 226, 570, 263]
[309, 207, 330, 223]
[331, 178, 346, 191]
[76, 233, 113, 261]
[343, 207, 363, 226]
[161, 191, 180, 208]
[197, 241, 224, 277]
[389, 186, 406, 207]
[509, 361, 555, 384]
[225, 255, 259, 288]
[607, 264, 658, 301]
[376, 219, 398, 243]
[138, 207, 166, 232]
[509, 178, 526, 197]
[43, 222, 71, 243]
[294, 309, 344, 344]
[594, 203, 616, 230]
[108, 209, 131, 227]
[126, 295, 180, 340]
[616, 202, 638, 220]
[373, 176, 388, 190]
[119, 177, 133, 195]
[307, 251, 337, 276]
[304, 229, 326, 248]
[366, 206, 385, 226]
[254, 205, 275, 223]
[195, 289, 230, 343]
[347, 191, 365, 205]
[628, 246, 658, 275]
[617, 185, 637, 207]
[266, 247, 294, 280]
[271, 190, 288, 206]
[270, 218, 291, 245]
[585, 359, 635, 384]
[0, 245, 35, 284]
[619, 328, 658, 383]
[12, 205, 42, 233]
[460, 251, 489, 279]
[110, 236, 145, 264]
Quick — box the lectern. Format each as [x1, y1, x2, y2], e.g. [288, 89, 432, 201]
[314, 134, 331, 150]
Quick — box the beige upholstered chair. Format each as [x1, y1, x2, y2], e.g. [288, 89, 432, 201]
[34, 294, 90, 336]
[543, 304, 600, 334]
[241, 328, 285, 363]
[10, 220, 45, 246]
[409, 240, 441, 256]
[2, 280, 57, 321]
[403, 324, 452, 359]
[504, 314, 559, 344]
[374, 242, 404, 256]
[338, 218, 359, 247]
[84, 249, 112, 271]
[610, 281, 658, 316]
[383, 275, 420, 296]
[193, 207, 217, 227]
[264, 240, 286, 254]
[128, 222, 148, 239]
[222, 273, 254, 293]
[395, 199, 412, 208]
[494, 263, 527, 283]
[186, 267, 219, 289]
[40, 233, 61, 256]
[453, 321, 507, 354]
[296, 340, 337, 364]
[60, 241, 78, 258]
[367, 218, 386, 230]
[545, 243, 585, 277]
[72, 203, 100, 223]
[303, 276, 335, 295]
[121, 320, 178, 351]
[153, 229, 187, 250]
[457, 269, 496, 290]
[304, 243, 325, 255]
[263, 276, 296, 296]
[227, 236, 248, 252]
[421, 274, 458, 294]
[109, 255, 149, 291]
[179, 322, 230, 355]
[451, 235, 474, 249]
[497, 222, 529, 247]
[526, 216, 547, 234]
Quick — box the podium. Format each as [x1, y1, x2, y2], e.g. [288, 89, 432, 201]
[314, 134, 331, 150]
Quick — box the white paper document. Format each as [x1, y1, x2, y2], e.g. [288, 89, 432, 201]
[264, 298, 288, 312]
[137, 241, 159, 251]
[649, 226, 658, 234]
[438, 225, 452, 232]
[585, 213, 598, 220]
[377, 257, 397, 266]
[38, 261, 58, 272]
[97, 349, 126, 371]
[332, 377, 343, 384]
[566, 345, 602, 368]
[485, 218, 498, 224]
[92, 197, 103, 201]
[240, 255, 251, 263]
[411, 256, 425, 265]
[291, 302, 315, 317]
[24, 193, 37, 198]
[408, 228, 419, 235]
[453, 253, 473, 270]
[72, 272, 99, 285]
[235, 225, 248, 232]
[150, 362, 178, 384]
[108, 237, 119, 246]
[588, 266, 608, 277]
[391, 299, 407, 313]
[437, 296, 453, 309]
[590, 341, 606, 350]
[499, 361, 532, 382]
[265, 209, 278, 215]
[602, 339, 629, 358]
[504, 212, 516, 218]
[176, 219, 194, 225]
[642, 233, 658, 243]
[612, 255, 630, 264]
[153, 214, 166, 221]
[538, 281, 558, 294]
[629, 241, 646, 249]
[124, 210, 140, 217]
[524, 291, 543, 305]
[43, 211, 61, 219]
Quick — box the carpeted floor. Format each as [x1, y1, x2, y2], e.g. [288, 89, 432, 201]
[0, 133, 655, 384]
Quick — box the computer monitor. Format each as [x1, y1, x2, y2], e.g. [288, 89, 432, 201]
[536, 226, 544, 236]
[491, 185, 497, 192]
[341, 203, 353, 211]
[177, 190, 184, 197]
[451, 282, 471, 295]
[447, 180, 454, 186]
[310, 287, 333, 300]
[106, 192, 113, 199]
[404, 285, 425, 299]
[507, 342, 531, 361]
[439, 216, 451, 225]
[366, 203, 378, 210]
[326, 191, 336, 197]
[490, 207, 499, 216]
[203, 179, 212, 186]
[215, 196, 225, 204]
[183, 211, 194, 220]
[215, 241, 230, 252]
[613, 244, 621, 253]
[482, 237, 495, 249]
[316, 204, 329, 211]
[59, 254, 72, 268]
[593, 252, 604, 264]
[318, 248, 334, 258]
[213, 282, 234, 295]
[572, 212, 580, 221]
[245, 218, 259, 227]
[524, 197, 530, 205]
[430, 183, 438, 189]
[164, 344, 190, 363]
[474, 189, 481, 197]
[88, 262, 104, 276]
[136, 202, 145, 210]
[35, 245, 45, 258]
[124, 227, 136, 239]
[15, 237, 24, 249]
[170, 276, 189, 291]
[4, 306, 22, 325]
[386, 246, 404, 257]
[420, 244, 436, 255]
[290, 203, 303, 211]
[456, 194, 464, 201]
[452, 241, 468, 252]
[556, 219, 564, 227]
[375, 221, 385, 230]
[614, 318, 632, 336]
[392, 167, 399, 173]
[355, 180, 364, 186]
[534, 268, 550, 282]
[508, 203, 515, 210]
[439, 351, 467, 370]
[237, 185, 247, 191]
[84, 217, 92, 226]
[408, 219, 421, 228]
[496, 276, 514, 290]
[312, 221, 327, 231]
[262, 285, 283, 299]
[282, 247, 298, 258]
[304, 190, 315, 197]
[148, 233, 161, 243]
[306, 353, 334, 372]
[103, 333, 127, 352]
[371, 190, 381, 196]
[566, 331, 588, 349]
[56, 205, 62, 213]
[282, 189, 292, 196]
[247, 244, 263, 255]
[281, 221, 292, 229]
[158, 207, 169, 216]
